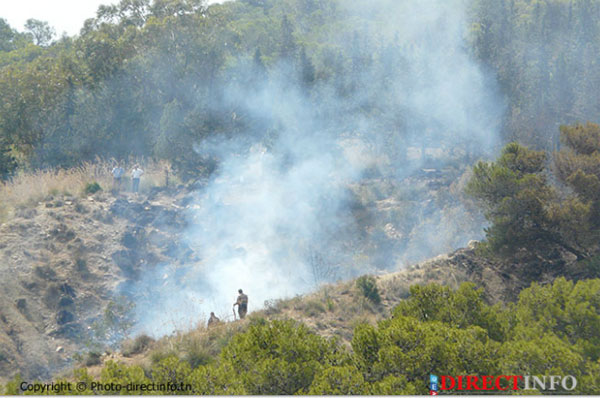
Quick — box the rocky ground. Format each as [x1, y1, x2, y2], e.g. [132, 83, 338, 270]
[0, 188, 192, 381]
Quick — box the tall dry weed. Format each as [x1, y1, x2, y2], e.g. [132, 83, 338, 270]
[0, 158, 175, 222]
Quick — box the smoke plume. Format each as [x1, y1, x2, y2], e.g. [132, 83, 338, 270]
[129, 0, 504, 336]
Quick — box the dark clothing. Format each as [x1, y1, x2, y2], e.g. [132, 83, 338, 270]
[235, 293, 249, 319]
[236, 293, 248, 305]
[132, 178, 140, 193]
[207, 314, 220, 328]
[238, 303, 247, 319]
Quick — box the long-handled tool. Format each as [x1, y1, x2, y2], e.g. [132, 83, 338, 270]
[232, 306, 237, 321]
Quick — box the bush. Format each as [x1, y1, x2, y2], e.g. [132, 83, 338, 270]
[355, 276, 381, 304]
[150, 347, 178, 365]
[84, 351, 102, 366]
[308, 365, 368, 394]
[84, 181, 102, 195]
[466, 143, 555, 256]
[219, 319, 346, 394]
[30, 279, 600, 395]
[151, 356, 192, 386]
[122, 334, 154, 357]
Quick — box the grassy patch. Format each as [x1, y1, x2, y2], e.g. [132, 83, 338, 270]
[355, 275, 381, 304]
[302, 299, 327, 317]
[147, 322, 245, 368]
[121, 334, 154, 357]
[0, 158, 173, 222]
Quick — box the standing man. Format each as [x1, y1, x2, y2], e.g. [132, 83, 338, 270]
[131, 164, 144, 193]
[111, 162, 124, 192]
[233, 289, 248, 319]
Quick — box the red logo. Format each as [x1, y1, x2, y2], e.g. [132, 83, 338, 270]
[437, 375, 577, 392]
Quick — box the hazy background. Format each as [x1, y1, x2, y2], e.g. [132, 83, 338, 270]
[125, 0, 504, 336]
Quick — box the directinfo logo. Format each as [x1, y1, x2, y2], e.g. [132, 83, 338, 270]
[429, 374, 577, 394]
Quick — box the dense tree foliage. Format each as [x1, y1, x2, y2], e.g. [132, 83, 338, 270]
[469, 0, 600, 150]
[3, 278, 598, 395]
[0, 0, 373, 177]
[466, 142, 557, 256]
[1, 0, 599, 179]
[468, 123, 600, 267]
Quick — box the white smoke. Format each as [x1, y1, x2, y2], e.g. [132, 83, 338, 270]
[129, 0, 504, 336]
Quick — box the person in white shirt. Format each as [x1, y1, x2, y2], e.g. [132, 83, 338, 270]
[131, 164, 144, 193]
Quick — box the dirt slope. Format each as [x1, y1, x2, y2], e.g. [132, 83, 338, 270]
[0, 188, 191, 381]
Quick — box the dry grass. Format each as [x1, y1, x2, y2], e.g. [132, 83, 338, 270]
[0, 158, 175, 222]
[148, 321, 246, 368]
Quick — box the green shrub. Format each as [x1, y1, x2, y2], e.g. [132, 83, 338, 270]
[219, 319, 346, 394]
[151, 356, 192, 386]
[185, 364, 246, 394]
[99, 361, 149, 392]
[308, 365, 368, 394]
[84, 182, 102, 195]
[122, 334, 154, 357]
[355, 276, 381, 304]
[3, 374, 22, 395]
[150, 347, 178, 365]
[326, 297, 335, 312]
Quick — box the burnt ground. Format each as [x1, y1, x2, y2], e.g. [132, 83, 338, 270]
[0, 188, 192, 381]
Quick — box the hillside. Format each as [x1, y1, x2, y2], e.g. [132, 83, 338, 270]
[3, 0, 600, 393]
[1, 172, 588, 383]
[0, 185, 475, 381]
[38, 241, 598, 395]
[84, 241, 578, 370]
[0, 187, 192, 381]
[0, 153, 489, 382]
